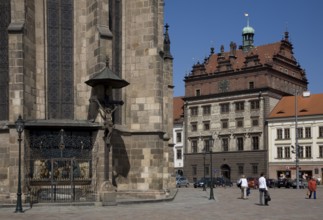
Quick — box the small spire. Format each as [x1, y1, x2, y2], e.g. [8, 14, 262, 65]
[284, 31, 289, 41]
[210, 47, 214, 55]
[164, 23, 170, 44]
[163, 23, 173, 59]
[165, 23, 169, 32]
[244, 12, 249, 26]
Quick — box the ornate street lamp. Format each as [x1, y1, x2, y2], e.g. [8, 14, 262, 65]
[295, 91, 300, 189]
[203, 151, 206, 191]
[209, 139, 215, 200]
[15, 115, 25, 213]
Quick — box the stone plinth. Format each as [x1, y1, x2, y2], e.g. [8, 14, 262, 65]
[101, 191, 117, 206]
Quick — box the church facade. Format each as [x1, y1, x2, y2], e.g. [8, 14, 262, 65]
[0, 0, 174, 204]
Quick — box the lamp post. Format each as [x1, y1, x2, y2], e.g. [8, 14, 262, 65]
[295, 91, 300, 189]
[209, 139, 215, 200]
[15, 115, 25, 213]
[203, 151, 206, 191]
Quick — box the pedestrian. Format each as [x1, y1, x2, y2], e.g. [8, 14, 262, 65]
[258, 172, 268, 205]
[246, 187, 251, 196]
[308, 176, 317, 199]
[238, 174, 248, 199]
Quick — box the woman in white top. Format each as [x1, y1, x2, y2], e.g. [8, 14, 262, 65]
[238, 174, 248, 199]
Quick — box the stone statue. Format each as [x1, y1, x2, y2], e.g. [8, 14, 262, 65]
[91, 97, 117, 145]
[220, 45, 224, 53]
[88, 85, 124, 147]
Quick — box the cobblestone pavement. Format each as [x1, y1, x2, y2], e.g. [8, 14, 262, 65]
[1, 186, 322, 220]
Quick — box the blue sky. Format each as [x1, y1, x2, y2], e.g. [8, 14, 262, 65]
[164, 0, 323, 97]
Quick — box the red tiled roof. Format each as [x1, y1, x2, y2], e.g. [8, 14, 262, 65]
[268, 93, 323, 118]
[205, 42, 282, 73]
[173, 96, 184, 121]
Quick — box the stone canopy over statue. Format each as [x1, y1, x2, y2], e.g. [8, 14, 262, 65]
[85, 58, 129, 146]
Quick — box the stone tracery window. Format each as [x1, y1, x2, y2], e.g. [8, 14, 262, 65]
[47, 0, 74, 119]
[0, 1, 10, 120]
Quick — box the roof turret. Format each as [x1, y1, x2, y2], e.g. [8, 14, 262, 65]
[241, 13, 255, 52]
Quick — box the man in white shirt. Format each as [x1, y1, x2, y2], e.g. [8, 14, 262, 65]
[258, 172, 267, 205]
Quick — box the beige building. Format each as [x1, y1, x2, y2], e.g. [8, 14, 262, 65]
[173, 97, 184, 175]
[0, 0, 174, 205]
[182, 21, 308, 183]
[267, 93, 323, 183]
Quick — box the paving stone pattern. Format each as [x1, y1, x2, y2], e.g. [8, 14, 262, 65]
[0, 186, 322, 220]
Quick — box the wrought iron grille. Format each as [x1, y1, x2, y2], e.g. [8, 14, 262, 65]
[0, 1, 10, 120]
[47, 0, 74, 119]
[25, 129, 96, 203]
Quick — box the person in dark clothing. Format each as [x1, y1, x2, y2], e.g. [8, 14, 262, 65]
[264, 190, 271, 205]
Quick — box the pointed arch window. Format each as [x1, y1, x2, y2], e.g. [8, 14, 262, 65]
[47, 0, 74, 119]
[0, 1, 10, 120]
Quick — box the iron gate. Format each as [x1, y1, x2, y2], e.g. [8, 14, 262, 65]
[25, 129, 97, 203]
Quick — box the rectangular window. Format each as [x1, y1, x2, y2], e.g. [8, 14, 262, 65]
[319, 127, 323, 137]
[192, 165, 197, 176]
[236, 118, 244, 128]
[298, 146, 304, 158]
[190, 107, 198, 116]
[222, 119, 228, 129]
[305, 127, 311, 138]
[297, 127, 303, 138]
[220, 103, 230, 114]
[191, 140, 197, 153]
[202, 105, 211, 115]
[204, 139, 211, 152]
[284, 146, 290, 158]
[176, 149, 182, 159]
[176, 132, 182, 143]
[305, 146, 311, 158]
[191, 122, 197, 132]
[203, 121, 210, 131]
[319, 146, 323, 157]
[235, 101, 244, 111]
[222, 138, 229, 152]
[252, 136, 259, 150]
[249, 81, 254, 89]
[252, 165, 258, 174]
[250, 100, 259, 110]
[238, 165, 244, 175]
[195, 89, 201, 96]
[277, 147, 283, 158]
[237, 137, 244, 151]
[277, 129, 283, 139]
[205, 165, 210, 176]
[284, 128, 290, 139]
[252, 117, 259, 126]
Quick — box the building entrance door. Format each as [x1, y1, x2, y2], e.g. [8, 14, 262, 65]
[220, 164, 231, 179]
